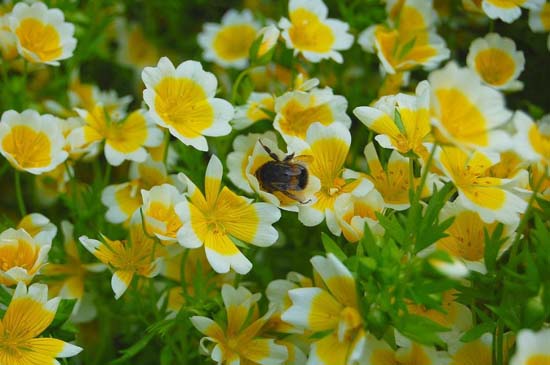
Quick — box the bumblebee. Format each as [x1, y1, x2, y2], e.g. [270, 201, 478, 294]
[255, 140, 313, 204]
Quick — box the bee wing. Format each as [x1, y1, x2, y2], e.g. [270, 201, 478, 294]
[293, 155, 314, 165]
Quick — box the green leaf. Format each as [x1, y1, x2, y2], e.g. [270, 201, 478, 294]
[460, 322, 495, 342]
[395, 314, 448, 346]
[321, 232, 347, 261]
[108, 331, 156, 365]
[51, 299, 77, 328]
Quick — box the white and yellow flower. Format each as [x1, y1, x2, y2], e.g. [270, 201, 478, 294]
[245, 136, 321, 210]
[274, 87, 351, 142]
[227, 130, 278, 194]
[175, 155, 281, 274]
[17, 212, 57, 243]
[0, 109, 68, 174]
[0, 13, 18, 60]
[255, 24, 280, 59]
[467, 33, 525, 90]
[279, 0, 354, 63]
[358, 0, 449, 74]
[428, 62, 512, 151]
[354, 80, 432, 157]
[141, 183, 186, 244]
[282, 254, 366, 365]
[480, 0, 544, 23]
[431, 200, 518, 273]
[198, 9, 260, 69]
[232, 92, 275, 130]
[79, 212, 163, 299]
[361, 143, 438, 210]
[435, 145, 528, 224]
[191, 284, 288, 365]
[513, 111, 550, 165]
[297, 123, 374, 235]
[142, 57, 234, 151]
[8, 1, 76, 65]
[0, 282, 82, 364]
[529, 2, 550, 50]
[510, 328, 550, 365]
[334, 188, 385, 243]
[0, 227, 51, 286]
[69, 107, 163, 166]
[116, 19, 160, 71]
[447, 333, 494, 365]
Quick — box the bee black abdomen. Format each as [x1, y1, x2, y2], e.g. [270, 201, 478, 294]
[255, 161, 308, 193]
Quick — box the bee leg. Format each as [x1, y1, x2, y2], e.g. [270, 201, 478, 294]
[280, 190, 311, 204]
[283, 153, 295, 162]
[259, 139, 280, 161]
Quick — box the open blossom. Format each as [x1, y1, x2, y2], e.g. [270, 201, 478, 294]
[17, 212, 57, 243]
[115, 20, 160, 71]
[0, 13, 17, 60]
[358, 0, 449, 74]
[279, 0, 354, 63]
[428, 62, 512, 151]
[0, 110, 68, 174]
[191, 285, 288, 365]
[198, 9, 260, 69]
[176, 155, 281, 274]
[142, 57, 234, 151]
[354, 80, 431, 158]
[69, 107, 163, 166]
[479, 0, 544, 23]
[529, 3, 550, 50]
[510, 328, 550, 365]
[79, 212, 163, 299]
[282, 254, 366, 365]
[435, 146, 528, 224]
[467, 33, 525, 91]
[8, 1, 77, 65]
[0, 227, 52, 286]
[274, 86, 351, 142]
[513, 111, 550, 165]
[0, 282, 82, 364]
[232, 92, 275, 130]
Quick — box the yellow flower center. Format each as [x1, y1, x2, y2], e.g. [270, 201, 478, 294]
[526, 355, 550, 365]
[0, 239, 39, 277]
[474, 48, 516, 86]
[15, 18, 62, 62]
[154, 77, 214, 138]
[529, 123, 550, 160]
[288, 8, 335, 52]
[278, 97, 334, 138]
[147, 202, 182, 238]
[1, 125, 52, 169]
[212, 24, 257, 61]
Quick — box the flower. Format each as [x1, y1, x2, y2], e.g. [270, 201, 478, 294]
[448, 333, 493, 365]
[191, 284, 288, 365]
[0, 13, 18, 60]
[175, 155, 281, 274]
[198, 9, 260, 69]
[227, 130, 278, 194]
[41, 221, 105, 323]
[245, 136, 321, 210]
[79, 212, 163, 299]
[334, 188, 385, 243]
[296, 122, 374, 235]
[428, 62, 512, 151]
[480, 0, 544, 23]
[361, 142, 438, 210]
[432, 201, 518, 273]
[0, 282, 82, 364]
[232, 92, 275, 130]
[17, 212, 57, 243]
[274, 87, 351, 142]
[529, 3, 550, 50]
[0, 110, 68, 174]
[434, 145, 528, 224]
[8, 1, 76, 65]
[467, 33, 525, 90]
[255, 24, 280, 58]
[69, 107, 163, 166]
[176, 155, 281, 274]
[358, 0, 449, 74]
[0, 227, 51, 286]
[279, 0, 354, 63]
[513, 111, 550, 165]
[116, 20, 160, 71]
[510, 328, 550, 365]
[141, 183, 186, 244]
[142, 57, 234, 151]
[354, 80, 431, 157]
[282, 254, 365, 365]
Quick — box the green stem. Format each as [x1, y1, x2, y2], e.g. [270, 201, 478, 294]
[231, 67, 252, 104]
[15, 171, 27, 217]
[103, 162, 112, 187]
[0, 59, 8, 85]
[162, 129, 170, 166]
[415, 143, 437, 200]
